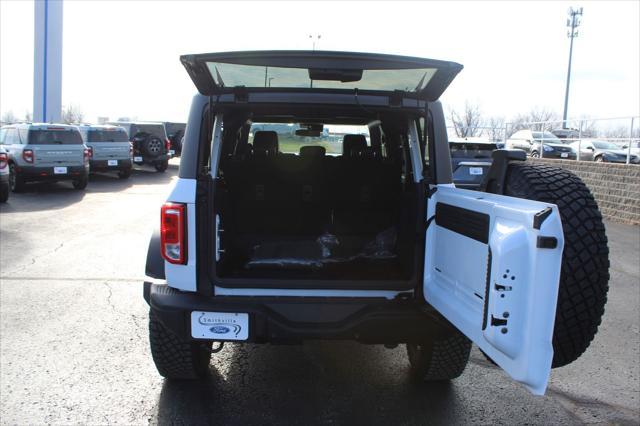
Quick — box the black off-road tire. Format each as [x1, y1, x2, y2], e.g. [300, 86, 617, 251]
[9, 163, 25, 193]
[72, 174, 88, 190]
[149, 310, 212, 380]
[143, 136, 163, 158]
[0, 182, 9, 203]
[407, 330, 472, 381]
[154, 160, 168, 173]
[504, 162, 609, 368]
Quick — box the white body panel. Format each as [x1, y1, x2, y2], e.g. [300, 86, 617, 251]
[424, 185, 564, 395]
[165, 178, 198, 291]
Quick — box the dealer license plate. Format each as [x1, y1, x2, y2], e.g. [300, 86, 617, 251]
[134, 156, 143, 162]
[108, 159, 118, 166]
[560, 153, 569, 158]
[169, 150, 175, 155]
[191, 311, 249, 340]
[53, 167, 67, 174]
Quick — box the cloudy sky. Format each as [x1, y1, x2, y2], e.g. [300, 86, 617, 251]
[1, 1, 639, 124]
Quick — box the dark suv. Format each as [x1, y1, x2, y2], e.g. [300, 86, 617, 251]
[143, 51, 609, 395]
[109, 121, 170, 172]
[164, 122, 186, 157]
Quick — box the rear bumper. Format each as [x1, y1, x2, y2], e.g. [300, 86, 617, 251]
[90, 158, 132, 171]
[143, 282, 450, 344]
[17, 164, 89, 181]
[541, 151, 577, 159]
[133, 154, 170, 165]
[0, 173, 8, 184]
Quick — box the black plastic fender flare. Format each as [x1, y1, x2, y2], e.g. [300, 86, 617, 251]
[145, 228, 165, 279]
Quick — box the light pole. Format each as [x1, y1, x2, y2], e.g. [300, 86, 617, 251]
[309, 34, 321, 51]
[562, 6, 583, 128]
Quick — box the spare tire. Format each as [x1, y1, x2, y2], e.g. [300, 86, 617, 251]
[144, 136, 163, 157]
[504, 162, 609, 368]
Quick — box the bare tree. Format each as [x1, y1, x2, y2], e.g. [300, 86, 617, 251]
[61, 104, 84, 124]
[507, 107, 560, 136]
[483, 116, 506, 141]
[450, 102, 484, 137]
[1, 110, 17, 124]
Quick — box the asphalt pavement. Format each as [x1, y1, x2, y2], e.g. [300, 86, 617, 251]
[0, 161, 638, 425]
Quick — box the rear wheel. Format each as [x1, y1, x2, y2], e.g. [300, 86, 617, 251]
[149, 310, 212, 379]
[155, 160, 168, 173]
[9, 163, 25, 193]
[504, 162, 609, 368]
[0, 181, 9, 203]
[407, 329, 471, 381]
[72, 174, 88, 190]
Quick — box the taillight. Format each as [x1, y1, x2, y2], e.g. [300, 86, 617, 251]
[0, 153, 7, 169]
[23, 149, 34, 163]
[129, 142, 133, 157]
[161, 203, 187, 264]
[165, 138, 171, 152]
[84, 147, 92, 162]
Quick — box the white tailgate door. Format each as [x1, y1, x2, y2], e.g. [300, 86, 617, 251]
[424, 185, 564, 395]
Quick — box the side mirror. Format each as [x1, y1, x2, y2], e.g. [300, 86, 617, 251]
[587, 146, 594, 151]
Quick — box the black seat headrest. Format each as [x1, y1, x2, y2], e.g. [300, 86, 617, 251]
[253, 131, 279, 156]
[299, 145, 326, 158]
[342, 134, 367, 157]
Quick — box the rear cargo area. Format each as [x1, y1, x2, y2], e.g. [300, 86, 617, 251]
[214, 130, 421, 286]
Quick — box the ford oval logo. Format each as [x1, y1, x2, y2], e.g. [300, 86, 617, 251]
[210, 326, 231, 334]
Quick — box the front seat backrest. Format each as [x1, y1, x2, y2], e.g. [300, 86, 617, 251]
[253, 131, 279, 157]
[342, 134, 367, 157]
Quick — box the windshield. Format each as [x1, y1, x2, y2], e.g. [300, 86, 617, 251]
[87, 129, 129, 142]
[207, 62, 437, 92]
[593, 141, 620, 150]
[532, 132, 561, 142]
[248, 123, 370, 155]
[28, 129, 83, 145]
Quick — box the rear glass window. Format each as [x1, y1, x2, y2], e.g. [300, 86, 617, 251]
[207, 62, 437, 92]
[28, 129, 83, 145]
[87, 129, 129, 142]
[248, 123, 370, 155]
[130, 124, 167, 139]
[449, 142, 497, 159]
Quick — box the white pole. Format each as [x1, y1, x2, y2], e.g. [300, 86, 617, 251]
[33, 0, 63, 123]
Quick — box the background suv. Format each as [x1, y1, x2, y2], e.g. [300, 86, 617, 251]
[0, 147, 9, 202]
[78, 124, 133, 179]
[0, 123, 89, 191]
[163, 122, 186, 157]
[506, 129, 576, 159]
[108, 121, 170, 172]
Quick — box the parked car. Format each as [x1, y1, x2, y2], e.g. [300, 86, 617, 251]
[571, 140, 640, 164]
[107, 121, 170, 172]
[143, 50, 609, 396]
[77, 124, 133, 179]
[0, 146, 9, 202]
[449, 138, 497, 189]
[163, 122, 186, 157]
[506, 129, 576, 159]
[0, 123, 89, 192]
[551, 128, 580, 143]
[622, 140, 640, 157]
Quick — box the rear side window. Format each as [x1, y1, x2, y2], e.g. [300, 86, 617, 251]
[28, 129, 83, 145]
[87, 129, 129, 142]
[130, 124, 167, 140]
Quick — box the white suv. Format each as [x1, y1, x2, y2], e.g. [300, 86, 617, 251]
[143, 51, 609, 396]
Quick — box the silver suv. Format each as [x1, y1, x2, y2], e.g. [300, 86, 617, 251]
[77, 124, 133, 179]
[0, 123, 89, 192]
